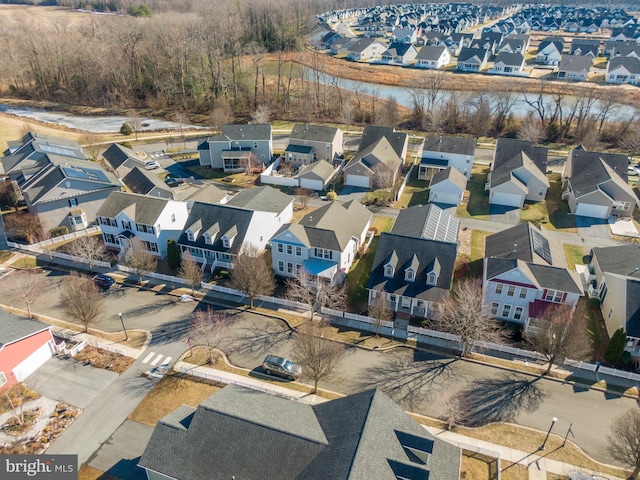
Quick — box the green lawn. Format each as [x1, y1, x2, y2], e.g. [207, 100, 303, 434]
[456, 167, 490, 220]
[470, 230, 491, 277]
[370, 216, 395, 234]
[520, 201, 548, 226]
[545, 173, 577, 232]
[563, 244, 586, 270]
[395, 167, 430, 209]
[346, 236, 378, 312]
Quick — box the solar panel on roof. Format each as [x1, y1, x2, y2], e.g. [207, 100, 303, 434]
[531, 229, 552, 264]
[62, 167, 108, 182]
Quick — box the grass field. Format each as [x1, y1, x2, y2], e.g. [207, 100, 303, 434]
[456, 167, 490, 220]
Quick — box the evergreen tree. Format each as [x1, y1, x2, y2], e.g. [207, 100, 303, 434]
[604, 328, 627, 365]
[167, 239, 181, 271]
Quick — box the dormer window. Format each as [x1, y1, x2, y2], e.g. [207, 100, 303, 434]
[384, 265, 394, 278]
[405, 269, 415, 282]
[427, 272, 437, 285]
[222, 237, 231, 248]
[203, 233, 213, 245]
[187, 232, 195, 242]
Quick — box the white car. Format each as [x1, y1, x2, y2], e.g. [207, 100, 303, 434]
[179, 294, 194, 302]
[628, 165, 640, 175]
[145, 161, 160, 170]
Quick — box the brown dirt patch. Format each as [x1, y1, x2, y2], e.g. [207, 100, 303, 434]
[73, 345, 135, 373]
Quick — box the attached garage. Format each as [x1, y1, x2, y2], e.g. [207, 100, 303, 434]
[345, 174, 371, 188]
[575, 203, 609, 219]
[429, 189, 462, 206]
[13, 341, 55, 382]
[299, 178, 324, 191]
[490, 191, 523, 208]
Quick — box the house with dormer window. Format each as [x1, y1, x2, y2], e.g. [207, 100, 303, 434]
[367, 204, 458, 320]
[96, 191, 188, 258]
[270, 200, 372, 285]
[178, 186, 293, 270]
[483, 222, 582, 328]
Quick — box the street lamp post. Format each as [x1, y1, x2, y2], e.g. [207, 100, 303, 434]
[118, 312, 128, 341]
[539, 417, 558, 451]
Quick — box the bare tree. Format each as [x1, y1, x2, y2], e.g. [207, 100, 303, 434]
[491, 84, 518, 134]
[79, 133, 104, 160]
[517, 113, 546, 144]
[436, 279, 506, 357]
[123, 237, 158, 283]
[291, 318, 347, 393]
[294, 187, 314, 210]
[0, 180, 21, 210]
[229, 245, 275, 308]
[524, 303, 591, 375]
[340, 101, 355, 132]
[59, 274, 105, 332]
[3, 383, 38, 426]
[251, 104, 271, 124]
[439, 391, 468, 431]
[607, 409, 640, 480]
[10, 271, 47, 318]
[286, 269, 347, 321]
[128, 111, 143, 141]
[188, 307, 233, 365]
[368, 290, 393, 337]
[209, 97, 234, 132]
[620, 122, 640, 160]
[178, 251, 203, 295]
[239, 152, 263, 175]
[4, 212, 43, 244]
[371, 163, 395, 191]
[64, 235, 107, 272]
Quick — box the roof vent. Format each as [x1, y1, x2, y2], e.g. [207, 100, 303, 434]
[511, 243, 517, 253]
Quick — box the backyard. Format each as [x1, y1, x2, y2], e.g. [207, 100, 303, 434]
[455, 166, 490, 221]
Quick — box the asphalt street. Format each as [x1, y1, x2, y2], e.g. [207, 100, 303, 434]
[0, 270, 635, 466]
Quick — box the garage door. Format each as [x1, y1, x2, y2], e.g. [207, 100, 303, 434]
[13, 341, 54, 382]
[429, 190, 461, 205]
[575, 203, 609, 219]
[345, 174, 370, 188]
[490, 191, 522, 208]
[299, 178, 323, 191]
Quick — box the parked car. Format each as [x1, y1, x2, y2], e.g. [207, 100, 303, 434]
[92, 274, 115, 290]
[179, 294, 194, 302]
[261, 355, 302, 380]
[165, 176, 184, 187]
[628, 164, 640, 175]
[145, 161, 160, 170]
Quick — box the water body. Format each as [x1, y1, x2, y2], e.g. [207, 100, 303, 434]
[302, 66, 636, 120]
[0, 104, 205, 134]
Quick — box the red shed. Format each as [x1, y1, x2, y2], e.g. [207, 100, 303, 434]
[0, 310, 55, 389]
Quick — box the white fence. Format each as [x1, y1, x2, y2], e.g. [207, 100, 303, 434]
[177, 366, 298, 401]
[117, 264, 189, 285]
[474, 340, 543, 361]
[395, 163, 415, 202]
[7, 240, 112, 268]
[86, 339, 126, 356]
[564, 359, 599, 372]
[30, 226, 102, 248]
[597, 365, 640, 382]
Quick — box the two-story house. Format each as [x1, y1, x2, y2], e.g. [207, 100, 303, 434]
[536, 37, 564, 65]
[198, 124, 272, 172]
[285, 124, 343, 167]
[101, 143, 147, 178]
[96, 191, 189, 258]
[414, 45, 451, 69]
[367, 204, 458, 320]
[418, 134, 476, 181]
[488, 138, 549, 208]
[483, 222, 582, 328]
[270, 200, 372, 285]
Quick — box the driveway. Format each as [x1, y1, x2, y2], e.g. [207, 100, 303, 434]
[575, 216, 611, 239]
[25, 356, 119, 408]
[489, 205, 521, 225]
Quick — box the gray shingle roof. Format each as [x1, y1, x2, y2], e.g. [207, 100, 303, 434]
[225, 186, 292, 214]
[138, 385, 461, 480]
[221, 123, 272, 141]
[122, 167, 172, 198]
[431, 166, 468, 191]
[184, 184, 230, 205]
[567, 149, 630, 198]
[290, 124, 340, 143]
[96, 191, 170, 225]
[558, 55, 592, 73]
[0, 310, 51, 348]
[457, 47, 488, 63]
[423, 135, 476, 156]
[490, 138, 548, 188]
[391, 203, 459, 243]
[367, 233, 457, 302]
[298, 159, 335, 181]
[592, 244, 640, 278]
[358, 126, 408, 159]
[485, 222, 566, 267]
[415, 45, 448, 61]
[346, 136, 402, 173]
[625, 279, 640, 337]
[101, 143, 145, 170]
[609, 56, 640, 74]
[485, 257, 581, 293]
[494, 52, 525, 66]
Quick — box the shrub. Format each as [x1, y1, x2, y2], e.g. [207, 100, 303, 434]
[49, 226, 69, 238]
[326, 191, 338, 201]
[120, 123, 133, 136]
[604, 328, 627, 365]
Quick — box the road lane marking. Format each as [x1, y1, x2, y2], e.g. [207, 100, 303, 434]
[150, 354, 164, 366]
[162, 357, 172, 365]
[142, 352, 155, 364]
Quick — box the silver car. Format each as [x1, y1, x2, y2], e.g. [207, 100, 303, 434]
[261, 355, 302, 380]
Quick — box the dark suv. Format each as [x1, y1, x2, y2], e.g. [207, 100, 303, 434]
[92, 274, 115, 290]
[261, 355, 302, 380]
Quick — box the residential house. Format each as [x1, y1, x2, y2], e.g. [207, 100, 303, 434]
[343, 136, 402, 189]
[101, 143, 147, 178]
[606, 41, 640, 59]
[320, 31, 342, 49]
[570, 39, 600, 59]
[286, 124, 343, 167]
[368, 204, 458, 320]
[488, 138, 549, 208]
[414, 45, 451, 68]
[184, 184, 233, 206]
[606, 56, 640, 85]
[584, 244, 640, 367]
[346, 38, 387, 61]
[470, 32, 504, 55]
[561, 147, 636, 219]
[198, 124, 272, 172]
[428, 167, 467, 206]
[491, 52, 526, 75]
[557, 55, 592, 81]
[330, 37, 359, 55]
[122, 167, 173, 200]
[418, 134, 476, 181]
[358, 125, 409, 160]
[380, 42, 418, 65]
[298, 160, 338, 191]
[497, 36, 527, 54]
[138, 385, 462, 480]
[483, 222, 582, 327]
[270, 200, 372, 284]
[18, 157, 121, 232]
[536, 37, 564, 65]
[96, 191, 189, 258]
[391, 27, 421, 44]
[0, 311, 55, 390]
[456, 47, 489, 72]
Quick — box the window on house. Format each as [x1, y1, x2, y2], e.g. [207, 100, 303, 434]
[222, 238, 230, 248]
[490, 302, 499, 315]
[287, 262, 293, 274]
[513, 306, 524, 320]
[405, 270, 415, 282]
[204, 234, 212, 245]
[278, 261, 284, 272]
[427, 273, 437, 285]
[495, 283, 503, 295]
[385, 266, 394, 278]
[143, 241, 159, 253]
[390, 295, 397, 303]
[501, 304, 511, 317]
[296, 246, 302, 256]
[103, 233, 116, 244]
[68, 198, 78, 207]
[544, 289, 564, 303]
[254, 142, 258, 149]
[326, 143, 331, 150]
[121, 220, 131, 230]
[100, 217, 117, 227]
[287, 245, 293, 255]
[136, 223, 155, 235]
[277, 244, 284, 253]
[519, 287, 528, 299]
[538, 188, 545, 196]
[507, 285, 516, 297]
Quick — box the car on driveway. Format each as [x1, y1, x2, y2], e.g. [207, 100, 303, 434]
[145, 161, 160, 170]
[92, 274, 115, 290]
[628, 164, 640, 175]
[165, 176, 184, 187]
[261, 355, 302, 380]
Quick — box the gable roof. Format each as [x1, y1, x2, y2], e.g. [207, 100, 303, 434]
[101, 143, 145, 171]
[122, 167, 173, 198]
[96, 191, 170, 225]
[219, 124, 272, 141]
[430, 166, 468, 191]
[591, 244, 640, 278]
[139, 385, 461, 480]
[391, 203, 459, 243]
[290, 124, 340, 144]
[494, 52, 525, 66]
[485, 222, 566, 268]
[367, 233, 457, 302]
[423, 135, 476, 156]
[2, 132, 85, 173]
[537, 36, 564, 53]
[0, 310, 51, 349]
[567, 149, 632, 198]
[457, 47, 488, 63]
[383, 42, 416, 57]
[415, 45, 448, 61]
[298, 159, 335, 181]
[358, 126, 408, 159]
[558, 55, 592, 73]
[490, 138, 548, 189]
[184, 184, 231, 205]
[225, 186, 292, 214]
[609, 56, 640, 74]
[485, 258, 582, 294]
[346, 136, 402, 173]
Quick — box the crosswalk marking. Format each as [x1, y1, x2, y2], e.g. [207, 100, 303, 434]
[150, 354, 164, 366]
[142, 352, 155, 364]
[161, 357, 172, 366]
